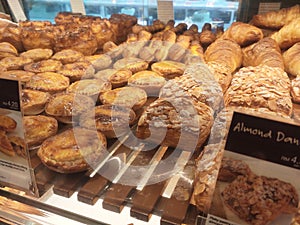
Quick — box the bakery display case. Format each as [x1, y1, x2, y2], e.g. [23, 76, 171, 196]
[0, 1, 299, 225]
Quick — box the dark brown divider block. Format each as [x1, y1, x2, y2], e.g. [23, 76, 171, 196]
[35, 166, 57, 194]
[77, 174, 109, 205]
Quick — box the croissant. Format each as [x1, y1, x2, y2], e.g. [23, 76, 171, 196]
[282, 42, 300, 76]
[204, 39, 243, 73]
[251, 4, 300, 30]
[199, 23, 216, 47]
[270, 17, 300, 49]
[242, 37, 284, 69]
[220, 22, 263, 47]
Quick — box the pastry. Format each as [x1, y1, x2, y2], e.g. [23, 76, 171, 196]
[222, 174, 299, 225]
[151, 60, 186, 79]
[22, 89, 50, 115]
[45, 93, 95, 124]
[99, 86, 147, 111]
[0, 70, 35, 83]
[0, 115, 17, 132]
[0, 42, 18, 59]
[251, 4, 300, 29]
[81, 54, 112, 71]
[8, 136, 27, 158]
[199, 23, 216, 47]
[25, 72, 70, 93]
[51, 49, 84, 64]
[23, 115, 58, 148]
[291, 76, 300, 103]
[136, 97, 213, 149]
[24, 59, 63, 73]
[283, 42, 300, 76]
[128, 70, 166, 95]
[113, 57, 149, 74]
[0, 56, 33, 70]
[66, 79, 112, 98]
[0, 130, 14, 156]
[20, 48, 53, 62]
[37, 127, 107, 173]
[79, 105, 136, 138]
[59, 61, 95, 82]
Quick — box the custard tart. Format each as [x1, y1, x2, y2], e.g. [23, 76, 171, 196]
[151, 60, 186, 79]
[113, 57, 149, 74]
[20, 48, 53, 62]
[24, 115, 58, 148]
[99, 86, 147, 111]
[51, 49, 84, 64]
[37, 127, 107, 173]
[25, 72, 70, 93]
[79, 105, 136, 138]
[22, 89, 50, 115]
[59, 61, 95, 82]
[0, 115, 17, 132]
[24, 59, 63, 73]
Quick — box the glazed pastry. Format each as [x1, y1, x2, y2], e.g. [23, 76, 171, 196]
[0, 130, 14, 156]
[79, 105, 136, 138]
[22, 89, 50, 115]
[45, 93, 95, 124]
[0, 56, 33, 70]
[24, 59, 63, 73]
[59, 61, 95, 82]
[199, 23, 216, 47]
[0, 115, 17, 132]
[113, 57, 149, 74]
[97, 69, 132, 88]
[0, 70, 35, 83]
[128, 70, 166, 95]
[37, 127, 107, 173]
[283, 42, 300, 76]
[23, 115, 58, 147]
[251, 4, 300, 29]
[99, 86, 147, 111]
[66, 79, 112, 97]
[51, 49, 84, 64]
[25, 72, 70, 93]
[151, 60, 186, 79]
[20, 48, 53, 62]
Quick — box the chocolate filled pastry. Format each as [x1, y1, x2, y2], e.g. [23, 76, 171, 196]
[66, 79, 112, 98]
[24, 59, 63, 73]
[0, 115, 17, 132]
[23, 115, 58, 148]
[8, 136, 27, 158]
[99, 86, 147, 111]
[0, 56, 33, 70]
[151, 60, 186, 79]
[51, 49, 84, 64]
[95, 69, 132, 88]
[45, 93, 95, 124]
[79, 105, 136, 138]
[37, 127, 107, 173]
[0, 42, 18, 59]
[0, 70, 35, 83]
[0, 130, 14, 156]
[59, 61, 95, 82]
[127, 70, 166, 95]
[113, 57, 149, 74]
[22, 89, 50, 115]
[136, 98, 213, 150]
[20, 48, 53, 62]
[25, 72, 69, 94]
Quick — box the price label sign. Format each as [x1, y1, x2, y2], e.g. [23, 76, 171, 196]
[0, 77, 38, 196]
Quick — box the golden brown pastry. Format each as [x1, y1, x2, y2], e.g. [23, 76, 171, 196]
[199, 23, 216, 47]
[23, 115, 58, 148]
[8, 136, 27, 158]
[24, 59, 63, 73]
[102, 41, 124, 59]
[66, 79, 112, 98]
[51, 49, 84, 64]
[0, 70, 35, 83]
[0, 130, 14, 156]
[220, 22, 263, 47]
[25, 72, 70, 93]
[204, 39, 243, 73]
[151, 60, 186, 79]
[0, 115, 17, 132]
[99, 86, 147, 111]
[168, 35, 191, 61]
[95, 69, 132, 88]
[83, 54, 112, 71]
[270, 17, 300, 49]
[22, 89, 50, 115]
[0, 56, 33, 70]
[20, 48, 53, 62]
[242, 37, 284, 69]
[282, 42, 300, 76]
[45, 93, 95, 124]
[0, 42, 18, 59]
[37, 127, 107, 173]
[127, 70, 166, 95]
[113, 57, 149, 74]
[59, 61, 95, 82]
[79, 105, 136, 138]
[291, 76, 300, 103]
[251, 4, 300, 29]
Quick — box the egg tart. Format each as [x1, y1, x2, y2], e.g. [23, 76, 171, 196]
[79, 105, 136, 138]
[51, 49, 84, 64]
[151, 60, 186, 79]
[25, 72, 70, 93]
[24, 115, 58, 148]
[20, 48, 53, 62]
[59, 61, 95, 82]
[0, 56, 33, 70]
[0, 130, 14, 156]
[0, 70, 35, 83]
[24, 59, 63, 73]
[22, 89, 50, 115]
[37, 127, 107, 173]
[45, 93, 95, 124]
[113, 57, 149, 74]
[0, 115, 17, 132]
